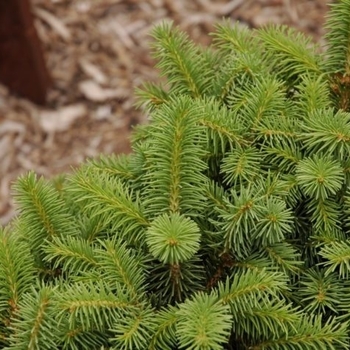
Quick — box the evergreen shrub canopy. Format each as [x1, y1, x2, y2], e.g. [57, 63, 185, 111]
[2, 1, 350, 349]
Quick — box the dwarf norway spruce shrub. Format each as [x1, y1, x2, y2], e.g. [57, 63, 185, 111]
[2, 1, 350, 349]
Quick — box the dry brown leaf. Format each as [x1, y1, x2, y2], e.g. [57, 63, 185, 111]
[79, 59, 108, 85]
[0, 120, 26, 135]
[108, 21, 135, 49]
[79, 80, 126, 102]
[38, 104, 87, 133]
[94, 105, 112, 120]
[34, 7, 71, 41]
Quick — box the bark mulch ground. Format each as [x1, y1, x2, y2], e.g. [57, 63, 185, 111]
[0, 0, 329, 224]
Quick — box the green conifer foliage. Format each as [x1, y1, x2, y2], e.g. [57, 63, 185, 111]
[3, 1, 350, 348]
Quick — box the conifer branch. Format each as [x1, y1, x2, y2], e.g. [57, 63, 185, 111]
[197, 98, 247, 154]
[218, 269, 287, 307]
[300, 109, 350, 160]
[148, 306, 178, 350]
[296, 74, 331, 115]
[299, 268, 343, 314]
[43, 236, 98, 274]
[151, 22, 210, 97]
[94, 238, 146, 299]
[135, 82, 170, 111]
[232, 298, 300, 341]
[55, 281, 134, 333]
[217, 186, 264, 256]
[13, 172, 79, 260]
[176, 292, 232, 350]
[319, 240, 350, 278]
[87, 153, 135, 181]
[261, 242, 303, 275]
[7, 286, 59, 350]
[251, 315, 349, 350]
[0, 228, 35, 345]
[258, 25, 322, 81]
[143, 96, 208, 218]
[109, 305, 157, 350]
[69, 169, 149, 243]
[324, 0, 350, 74]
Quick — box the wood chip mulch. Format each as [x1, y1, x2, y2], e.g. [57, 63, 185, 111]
[0, 0, 329, 224]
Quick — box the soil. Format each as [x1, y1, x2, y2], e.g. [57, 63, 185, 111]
[0, 0, 330, 224]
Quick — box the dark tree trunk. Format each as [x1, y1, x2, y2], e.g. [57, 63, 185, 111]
[0, 0, 51, 104]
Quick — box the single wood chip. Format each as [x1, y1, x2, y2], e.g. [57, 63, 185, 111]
[34, 7, 71, 41]
[38, 104, 87, 133]
[79, 58, 108, 85]
[79, 80, 126, 102]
